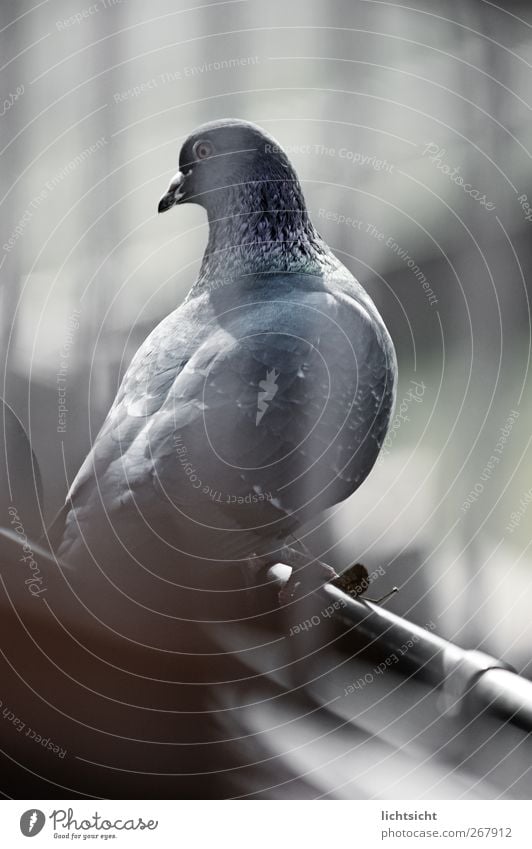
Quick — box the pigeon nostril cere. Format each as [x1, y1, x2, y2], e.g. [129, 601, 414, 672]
[169, 171, 185, 192]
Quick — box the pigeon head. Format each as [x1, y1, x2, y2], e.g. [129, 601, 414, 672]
[158, 118, 303, 215]
[158, 119, 330, 277]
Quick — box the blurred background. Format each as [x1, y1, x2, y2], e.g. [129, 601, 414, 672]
[1, 0, 532, 676]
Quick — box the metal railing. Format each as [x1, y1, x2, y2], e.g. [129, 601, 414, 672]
[268, 563, 532, 733]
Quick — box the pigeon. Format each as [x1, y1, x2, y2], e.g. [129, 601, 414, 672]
[49, 118, 397, 611]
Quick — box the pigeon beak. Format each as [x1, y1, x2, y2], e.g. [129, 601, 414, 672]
[158, 171, 186, 213]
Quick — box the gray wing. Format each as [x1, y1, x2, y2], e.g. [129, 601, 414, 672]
[55, 287, 394, 561]
[146, 290, 395, 522]
[51, 307, 195, 556]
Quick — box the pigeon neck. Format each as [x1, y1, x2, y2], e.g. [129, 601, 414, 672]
[196, 182, 334, 284]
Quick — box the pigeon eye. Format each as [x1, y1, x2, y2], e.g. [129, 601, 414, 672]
[193, 139, 214, 160]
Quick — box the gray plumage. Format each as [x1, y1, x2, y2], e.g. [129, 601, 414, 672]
[50, 119, 397, 605]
